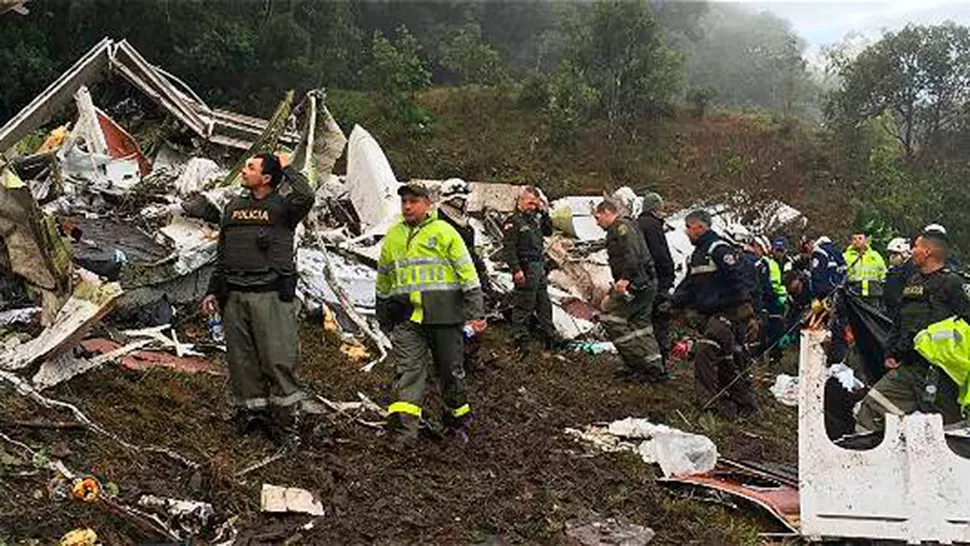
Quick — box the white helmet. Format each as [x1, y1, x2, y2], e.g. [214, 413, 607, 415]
[440, 178, 470, 199]
[724, 223, 752, 245]
[887, 237, 911, 255]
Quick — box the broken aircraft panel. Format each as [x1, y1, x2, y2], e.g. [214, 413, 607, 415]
[0, 38, 299, 155]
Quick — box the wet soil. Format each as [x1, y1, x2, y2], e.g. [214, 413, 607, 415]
[0, 322, 797, 545]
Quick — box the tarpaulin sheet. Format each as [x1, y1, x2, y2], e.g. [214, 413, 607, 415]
[840, 288, 893, 384]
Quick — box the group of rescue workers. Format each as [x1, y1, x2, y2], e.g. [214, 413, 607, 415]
[200, 152, 970, 446]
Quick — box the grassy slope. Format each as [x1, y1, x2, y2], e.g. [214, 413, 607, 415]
[330, 86, 850, 236]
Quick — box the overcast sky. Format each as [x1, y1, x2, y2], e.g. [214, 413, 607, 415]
[722, 1, 970, 62]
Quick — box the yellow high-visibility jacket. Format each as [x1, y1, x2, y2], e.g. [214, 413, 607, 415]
[914, 316, 970, 412]
[376, 210, 484, 327]
[844, 246, 887, 297]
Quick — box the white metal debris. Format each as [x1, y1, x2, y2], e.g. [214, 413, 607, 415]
[260, 484, 325, 516]
[175, 157, 226, 196]
[31, 351, 97, 391]
[346, 125, 399, 234]
[296, 247, 375, 314]
[0, 280, 122, 371]
[0, 306, 40, 326]
[769, 374, 799, 407]
[799, 329, 970, 544]
[137, 495, 214, 536]
[158, 215, 219, 276]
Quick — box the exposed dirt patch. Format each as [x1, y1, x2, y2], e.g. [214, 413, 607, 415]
[0, 322, 797, 545]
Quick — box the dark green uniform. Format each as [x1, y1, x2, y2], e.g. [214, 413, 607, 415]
[206, 165, 314, 426]
[502, 208, 555, 349]
[856, 266, 970, 432]
[603, 217, 664, 381]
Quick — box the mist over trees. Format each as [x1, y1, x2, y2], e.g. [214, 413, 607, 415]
[0, 0, 824, 123]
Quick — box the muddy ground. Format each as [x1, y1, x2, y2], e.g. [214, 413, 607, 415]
[0, 319, 799, 545]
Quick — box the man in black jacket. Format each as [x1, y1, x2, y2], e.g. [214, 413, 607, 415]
[672, 209, 758, 418]
[637, 192, 675, 370]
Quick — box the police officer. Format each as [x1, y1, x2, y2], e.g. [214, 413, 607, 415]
[201, 152, 314, 442]
[856, 227, 970, 433]
[758, 236, 788, 360]
[376, 182, 486, 445]
[637, 192, 675, 368]
[884, 237, 914, 319]
[843, 230, 887, 303]
[438, 180, 491, 370]
[810, 235, 846, 299]
[594, 199, 666, 383]
[672, 210, 758, 418]
[503, 186, 556, 354]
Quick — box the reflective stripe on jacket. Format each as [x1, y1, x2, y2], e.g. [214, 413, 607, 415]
[843, 246, 887, 297]
[914, 316, 970, 411]
[768, 257, 787, 308]
[376, 210, 484, 325]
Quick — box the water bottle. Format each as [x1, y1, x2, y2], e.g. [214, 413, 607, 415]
[208, 312, 225, 344]
[923, 367, 939, 405]
[462, 324, 476, 342]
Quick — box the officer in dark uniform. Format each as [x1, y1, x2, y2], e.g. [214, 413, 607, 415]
[637, 192, 675, 369]
[594, 199, 666, 383]
[856, 227, 970, 432]
[503, 186, 555, 353]
[672, 209, 758, 418]
[438, 180, 491, 369]
[438, 180, 492, 297]
[201, 152, 315, 442]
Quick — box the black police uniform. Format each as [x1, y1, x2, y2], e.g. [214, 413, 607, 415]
[673, 230, 758, 417]
[857, 266, 970, 432]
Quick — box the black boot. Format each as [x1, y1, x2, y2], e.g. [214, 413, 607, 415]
[233, 409, 269, 437]
[267, 407, 301, 447]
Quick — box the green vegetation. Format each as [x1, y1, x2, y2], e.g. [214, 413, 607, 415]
[2, 2, 969, 249]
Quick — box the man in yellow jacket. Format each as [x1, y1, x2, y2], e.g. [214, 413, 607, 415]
[376, 182, 487, 445]
[843, 230, 887, 300]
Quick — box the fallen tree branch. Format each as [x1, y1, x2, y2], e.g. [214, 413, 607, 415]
[0, 431, 33, 453]
[234, 446, 288, 478]
[1, 419, 86, 430]
[315, 394, 383, 430]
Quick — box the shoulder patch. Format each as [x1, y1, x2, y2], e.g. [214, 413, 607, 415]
[722, 253, 737, 266]
[618, 224, 629, 236]
[811, 257, 820, 269]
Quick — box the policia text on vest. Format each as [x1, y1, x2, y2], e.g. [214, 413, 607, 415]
[203, 154, 315, 440]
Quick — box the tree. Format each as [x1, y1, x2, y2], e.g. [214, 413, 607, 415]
[826, 23, 970, 159]
[363, 26, 433, 130]
[563, 0, 684, 140]
[437, 24, 505, 85]
[687, 5, 818, 116]
[687, 87, 717, 117]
